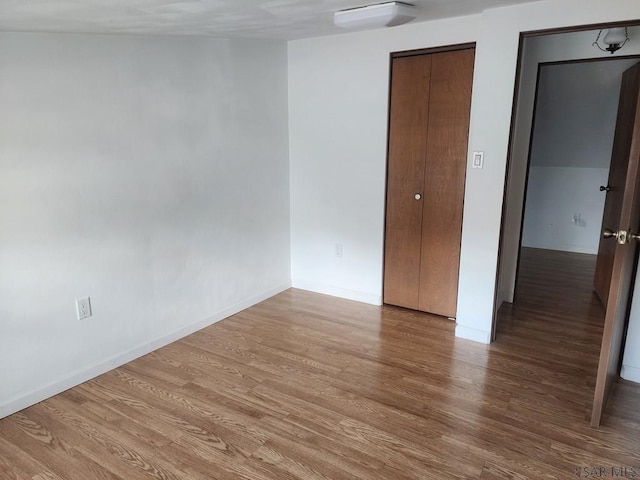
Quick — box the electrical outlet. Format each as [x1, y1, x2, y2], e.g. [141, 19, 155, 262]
[76, 297, 92, 320]
[572, 213, 586, 227]
[335, 243, 343, 258]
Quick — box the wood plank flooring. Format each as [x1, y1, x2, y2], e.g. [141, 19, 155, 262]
[1, 247, 639, 479]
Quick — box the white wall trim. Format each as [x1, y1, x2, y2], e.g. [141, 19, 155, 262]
[621, 365, 640, 384]
[0, 283, 291, 420]
[291, 279, 382, 306]
[455, 324, 491, 344]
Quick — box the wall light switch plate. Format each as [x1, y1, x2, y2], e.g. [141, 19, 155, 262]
[76, 297, 92, 320]
[472, 151, 484, 169]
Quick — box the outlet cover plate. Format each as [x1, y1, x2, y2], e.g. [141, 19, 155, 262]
[76, 297, 92, 320]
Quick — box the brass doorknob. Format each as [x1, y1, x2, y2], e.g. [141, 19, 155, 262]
[603, 228, 629, 244]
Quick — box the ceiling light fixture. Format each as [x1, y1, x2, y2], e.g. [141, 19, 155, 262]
[593, 27, 630, 54]
[334, 2, 416, 30]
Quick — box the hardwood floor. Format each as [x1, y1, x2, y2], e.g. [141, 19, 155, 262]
[1, 248, 639, 479]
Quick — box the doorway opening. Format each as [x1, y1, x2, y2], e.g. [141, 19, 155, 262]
[494, 25, 640, 427]
[509, 57, 636, 324]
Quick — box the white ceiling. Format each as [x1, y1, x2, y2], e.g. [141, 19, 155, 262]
[0, 0, 543, 40]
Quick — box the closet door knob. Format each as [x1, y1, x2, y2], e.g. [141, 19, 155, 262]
[415, 194, 422, 200]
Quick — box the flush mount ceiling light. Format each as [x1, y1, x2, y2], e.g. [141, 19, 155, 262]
[334, 2, 416, 29]
[593, 27, 630, 54]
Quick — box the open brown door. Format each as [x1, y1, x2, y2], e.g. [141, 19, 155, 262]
[593, 75, 636, 305]
[591, 62, 640, 427]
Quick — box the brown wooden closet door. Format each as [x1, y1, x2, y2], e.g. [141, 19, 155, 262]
[384, 47, 474, 317]
[418, 49, 474, 317]
[383, 55, 432, 309]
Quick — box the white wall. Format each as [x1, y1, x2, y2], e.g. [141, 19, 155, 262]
[289, 0, 640, 345]
[521, 166, 609, 253]
[623, 291, 640, 383]
[0, 32, 290, 417]
[529, 61, 632, 169]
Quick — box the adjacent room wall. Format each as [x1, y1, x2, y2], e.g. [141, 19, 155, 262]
[0, 32, 291, 417]
[289, 0, 640, 345]
[520, 60, 634, 254]
[521, 166, 608, 253]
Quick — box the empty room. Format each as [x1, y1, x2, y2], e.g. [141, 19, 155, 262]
[1, 0, 640, 479]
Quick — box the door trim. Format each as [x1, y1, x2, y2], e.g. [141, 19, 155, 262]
[391, 42, 476, 59]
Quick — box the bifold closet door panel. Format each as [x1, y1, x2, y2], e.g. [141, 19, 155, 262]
[417, 49, 474, 317]
[383, 54, 432, 309]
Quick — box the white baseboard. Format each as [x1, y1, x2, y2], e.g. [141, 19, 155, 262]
[455, 324, 491, 344]
[521, 243, 597, 255]
[291, 279, 382, 306]
[621, 365, 640, 384]
[0, 283, 291, 420]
